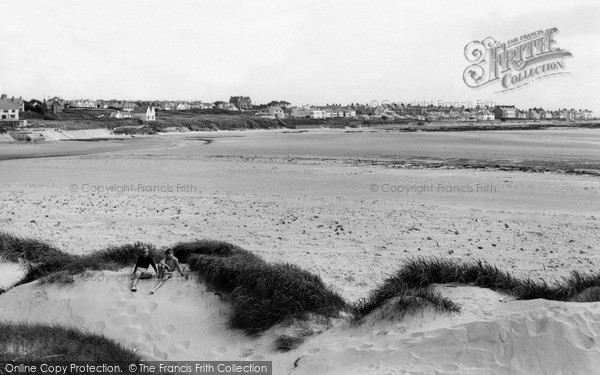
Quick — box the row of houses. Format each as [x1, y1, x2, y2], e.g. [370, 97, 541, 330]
[290, 106, 357, 119]
[68, 96, 289, 113]
[66, 99, 218, 111]
[3, 92, 596, 125]
[493, 106, 594, 121]
[365, 105, 594, 122]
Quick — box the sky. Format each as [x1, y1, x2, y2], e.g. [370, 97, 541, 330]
[1, 0, 599, 113]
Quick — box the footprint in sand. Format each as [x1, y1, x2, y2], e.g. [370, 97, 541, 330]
[112, 314, 131, 326]
[213, 346, 227, 354]
[178, 340, 191, 350]
[121, 326, 142, 342]
[240, 349, 254, 358]
[168, 290, 184, 303]
[142, 333, 153, 342]
[153, 344, 168, 360]
[145, 302, 158, 313]
[162, 324, 176, 335]
[306, 348, 321, 354]
[358, 343, 373, 350]
[136, 313, 153, 331]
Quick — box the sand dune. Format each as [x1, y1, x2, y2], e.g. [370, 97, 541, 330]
[2, 274, 600, 374]
[295, 286, 600, 374]
[0, 262, 25, 290]
[0, 271, 262, 361]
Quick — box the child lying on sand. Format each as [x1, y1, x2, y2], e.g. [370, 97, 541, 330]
[131, 245, 158, 292]
[151, 249, 185, 294]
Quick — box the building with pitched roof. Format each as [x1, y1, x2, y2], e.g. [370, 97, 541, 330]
[0, 94, 27, 127]
[493, 105, 517, 120]
[229, 96, 252, 110]
[131, 106, 156, 122]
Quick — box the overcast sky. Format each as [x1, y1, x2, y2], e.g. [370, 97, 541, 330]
[1, 0, 598, 113]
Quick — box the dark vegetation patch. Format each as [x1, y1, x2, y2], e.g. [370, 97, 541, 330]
[0, 232, 158, 287]
[274, 335, 307, 352]
[354, 257, 600, 322]
[172, 239, 348, 335]
[0, 322, 141, 362]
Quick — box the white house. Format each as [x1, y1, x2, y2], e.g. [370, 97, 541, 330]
[0, 95, 27, 127]
[306, 109, 323, 119]
[176, 102, 191, 111]
[268, 105, 285, 119]
[131, 106, 156, 122]
[0, 98, 20, 121]
[109, 110, 131, 119]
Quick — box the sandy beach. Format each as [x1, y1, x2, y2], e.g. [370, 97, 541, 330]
[1, 128, 600, 373]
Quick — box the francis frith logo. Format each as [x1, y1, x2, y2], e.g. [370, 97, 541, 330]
[463, 27, 572, 92]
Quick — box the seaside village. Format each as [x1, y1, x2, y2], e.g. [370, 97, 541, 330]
[0, 93, 595, 130]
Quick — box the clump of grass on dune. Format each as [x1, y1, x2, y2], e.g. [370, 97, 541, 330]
[0, 232, 64, 263]
[0, 232, 158, 286]
[175, 240, 348, 335]
[171, 239, 261, 262]
[401, 257, 578, 300]
[397, 257, 524, 292]
[188, 252, 260, 293]
[570, 285, 600, 302]
[353, 257, 600, 321]
[230, 263, 347, 335]
[274, 335, 307, 352]
[352, 277, 460, 322]
[387, 257, 600, 303]
[172, 239, 263, 292]
[0, 322, 141, 362]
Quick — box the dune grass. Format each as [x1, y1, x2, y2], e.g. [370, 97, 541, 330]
[0, 322, 141, 361]
[171, 240, 348, 335]
[353, 257, 600, 320]
[4, 232, 600, 343]
[274, 334, 307, 352]
[352, 277, 460, 322]
[0, 232, 158, 286]
[393, 257, 600, 301]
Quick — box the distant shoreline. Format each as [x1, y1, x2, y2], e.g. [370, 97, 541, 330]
[363, 121, 600, 132]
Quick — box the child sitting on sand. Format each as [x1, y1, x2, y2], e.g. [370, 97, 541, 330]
[131, 245, 158, 292]
[151, 249, 185, 294]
